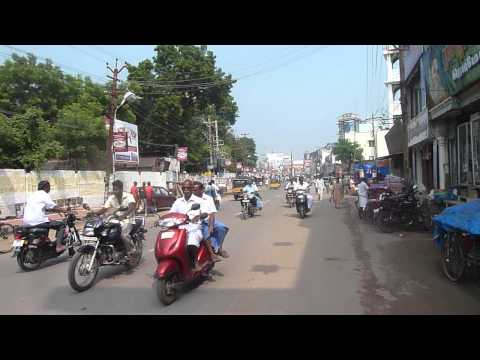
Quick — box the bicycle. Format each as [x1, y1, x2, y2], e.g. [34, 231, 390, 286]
[0, 222, 14, 254]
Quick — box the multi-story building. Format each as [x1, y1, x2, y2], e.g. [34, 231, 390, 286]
[397, 45, 480, 196]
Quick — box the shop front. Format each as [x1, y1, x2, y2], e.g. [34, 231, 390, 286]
[424, 45, 480, 198]
[408, 107, 434, 191]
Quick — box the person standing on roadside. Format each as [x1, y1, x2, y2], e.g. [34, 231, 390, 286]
[145, 181, 154, 212]
[131, 181, 139, 211]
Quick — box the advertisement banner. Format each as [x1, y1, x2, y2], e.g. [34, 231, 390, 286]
[177, 147, 188, 162]
[424, 45, 480, 107]
[407, 108, 429, 147]
[113, 119, 139, 164]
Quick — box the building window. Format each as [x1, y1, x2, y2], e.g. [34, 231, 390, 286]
[368, 140, 375, 147]
[457, 122, 472, 185]
[472, 116, 480, 185]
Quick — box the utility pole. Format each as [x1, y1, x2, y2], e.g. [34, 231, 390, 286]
[291, 151, 293, 177]
[105, 59, 127, 196]
[204, 114, 214, 171]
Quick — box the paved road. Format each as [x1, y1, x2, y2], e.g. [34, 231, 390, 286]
[1, 188, 480, 314]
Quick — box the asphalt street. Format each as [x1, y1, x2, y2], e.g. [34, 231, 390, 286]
[1, 188, 480, 314]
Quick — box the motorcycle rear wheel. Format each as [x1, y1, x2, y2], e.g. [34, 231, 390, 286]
[377, 210, 394, 233]
[242, 208, 247, 220]
[298, 207, 305, 219]
[441, 233, 466, 283]
[157, 273, 179, 305]
[68, 252, 99, 292]
[17, 247, 42, 271]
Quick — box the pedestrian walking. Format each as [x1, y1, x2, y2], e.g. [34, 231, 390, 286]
[333, 178, 344, 209]
[139, 182, 146, 212]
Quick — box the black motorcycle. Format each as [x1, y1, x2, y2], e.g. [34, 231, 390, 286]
[286, 187, 294, 208]
[375, 185, 430, 233]
[295, 189, 309, 218]
[68, 207, 146, 292]
[13, 208, 82, 271]
[241, 192, 257, 220]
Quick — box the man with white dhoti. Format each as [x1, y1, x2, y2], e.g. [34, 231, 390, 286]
[357, 177, 369, 212]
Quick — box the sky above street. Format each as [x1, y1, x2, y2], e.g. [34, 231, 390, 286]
[0, 45, 388, 159]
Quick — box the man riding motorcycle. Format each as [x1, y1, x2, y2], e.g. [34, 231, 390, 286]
[294, 176, 313, 212]
[22, 180, 68, 253]
[243, 179, 263, 210]
[91, 180, 137, 259]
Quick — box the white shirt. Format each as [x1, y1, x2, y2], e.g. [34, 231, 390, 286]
[294, 182, 309, 191]
[23, 190, 57, 226]
[197, 193, 217, 215]
[104, 191, 136, 224]
[243, 184, 258, 194]
[285, 181, 296, 190]
[169, 195, 203, 215]
[357, 182, 369, 198]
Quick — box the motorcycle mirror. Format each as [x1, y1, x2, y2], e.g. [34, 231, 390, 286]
[191, 203, 201, 211]
[82, 203, 91, 211]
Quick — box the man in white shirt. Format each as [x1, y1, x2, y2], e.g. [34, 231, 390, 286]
[193, 181, 229, 262]
[23, 180, 68, 253]
[243, 179, 263, 209]
[357, 177, 370, 212]
[169, 180, 204, 272]
[315, 177, 325, 200]
[294, 176, 313, 211]
[91, 180, 137, 258]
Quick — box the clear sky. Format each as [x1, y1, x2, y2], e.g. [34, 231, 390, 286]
[0, 45, 388, 159]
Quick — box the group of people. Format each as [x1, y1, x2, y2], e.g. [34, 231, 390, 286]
[130, 181, 154, 212]
[22, 177, 230, 273]
[284, 176, 314, 211]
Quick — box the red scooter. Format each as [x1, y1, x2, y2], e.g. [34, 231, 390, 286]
[153, 204, 215, 305]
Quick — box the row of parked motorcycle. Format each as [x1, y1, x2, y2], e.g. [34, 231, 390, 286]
[356, 184, 441, 233]
[357, 182, 480, 287]
[10, 203, 220, 306]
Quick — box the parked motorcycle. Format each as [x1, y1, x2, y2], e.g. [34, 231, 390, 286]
[13, 208, 83, 271]
[286, 187, 294, 208]
[240, 192, 257, 220]
[153, 204, 215, 305]
[375, 185, 430, 233]
[67, 206, 146, 292]
[295, 189, 309, 218]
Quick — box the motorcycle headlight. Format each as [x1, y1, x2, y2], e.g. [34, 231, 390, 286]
[83, 227, 95, 237]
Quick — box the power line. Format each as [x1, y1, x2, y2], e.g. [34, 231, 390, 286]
[67, 45, 106, 64]
[87, 45, 129, 65]
[2, 45, 106, 82]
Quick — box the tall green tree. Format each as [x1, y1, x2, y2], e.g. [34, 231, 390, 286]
[126, 45, 240, 172]
[333, 139, 363, 174]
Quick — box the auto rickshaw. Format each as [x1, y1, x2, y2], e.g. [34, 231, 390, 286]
[269, 177, 281, 190]
[232, 178, 249, 200]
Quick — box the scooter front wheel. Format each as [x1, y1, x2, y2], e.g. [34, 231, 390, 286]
[157, 273, 180, 305]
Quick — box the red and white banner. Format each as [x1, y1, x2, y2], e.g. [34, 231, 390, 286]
[177, 147, 188, 162]
[113, 119, 139, 164]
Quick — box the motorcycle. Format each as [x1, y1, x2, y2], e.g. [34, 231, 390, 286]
[153, 204, 215, 305]
[13, 208, 83, 271]
[286, 187, 294, 208]
[295, 189, 309, 218]
[375, 185, 430, 233]
[240, 192, 257, 220]
[67, 206, 146, 292]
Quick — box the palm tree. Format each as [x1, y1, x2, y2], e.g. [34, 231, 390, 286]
[333, 139, 363, 174]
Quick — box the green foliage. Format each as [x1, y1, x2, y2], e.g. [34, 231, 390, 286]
[127, 45, 241, 172]
[0, 53, 108, 170]
[333, 139, 363, 173]
[0, 108, 63, 171]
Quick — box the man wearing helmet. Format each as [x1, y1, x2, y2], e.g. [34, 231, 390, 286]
[23, 180, 68, 253]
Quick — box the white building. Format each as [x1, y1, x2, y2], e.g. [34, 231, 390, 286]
[265, 153, 287, 171]
[384, 45, 402, 122]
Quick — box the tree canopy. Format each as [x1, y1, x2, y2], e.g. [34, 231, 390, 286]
[0, 47, 256, 172]
[333, 139, 363, 173]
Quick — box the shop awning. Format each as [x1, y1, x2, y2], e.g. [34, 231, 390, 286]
[385, 121, 404, 155]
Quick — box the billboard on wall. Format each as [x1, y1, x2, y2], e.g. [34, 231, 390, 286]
[424, 45, 480, 107]
[176, 147, 188, 162]
[113, 119, 139, 164]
